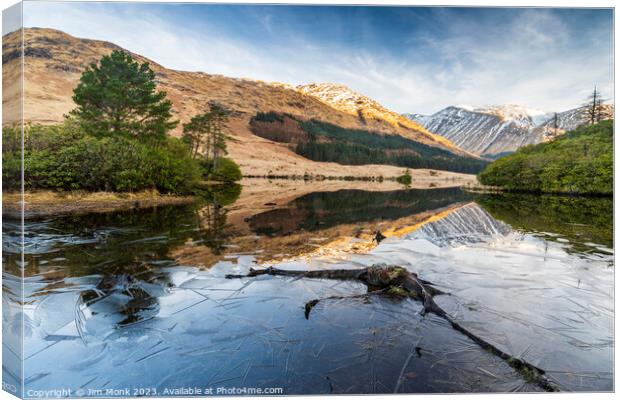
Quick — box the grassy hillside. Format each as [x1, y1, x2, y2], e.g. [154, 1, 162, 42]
[250, 112, 488, 174]
[481, 151, 514, 160]
[478, 120, 613, 195]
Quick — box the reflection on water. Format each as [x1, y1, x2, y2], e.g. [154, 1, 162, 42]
[409, 201, 511, 246]
[476, 193, 613, 254]
[2, 184, 613, 395]
[248, 188, 472, 235]
[373, 201, 612, 391]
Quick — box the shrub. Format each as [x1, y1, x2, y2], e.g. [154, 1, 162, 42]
[478, 120, 613, 195]
[201, 157, 242, 182]
[3, 124, 202, 194]
[2, 151, 21, 190]
[149, 138, 203, 193]
[396, 169, 412, 185]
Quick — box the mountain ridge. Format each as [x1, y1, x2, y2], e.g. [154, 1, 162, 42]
[406, 103, 614, 157]
[295, 82, 463, 153]
[2, 27, 481, 178]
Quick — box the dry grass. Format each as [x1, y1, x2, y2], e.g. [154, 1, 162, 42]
[4, 28, 435, 140]
[2, 190, 194, 218]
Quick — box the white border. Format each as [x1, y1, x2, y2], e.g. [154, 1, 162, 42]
[0, 2, 616, 400]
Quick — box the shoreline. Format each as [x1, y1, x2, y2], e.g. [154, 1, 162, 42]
[2, 191, 196, 219]
[2, 170, 478, 219]
[461, 182, 613, 198]
[4, 177, 610, 220]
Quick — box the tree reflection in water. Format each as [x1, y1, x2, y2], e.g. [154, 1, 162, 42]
[75, 184, 242, 330]
[197, 202, 228, 256]
[195, 183, 241, 255]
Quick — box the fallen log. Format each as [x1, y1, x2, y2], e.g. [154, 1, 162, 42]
[226, 263, 559, 392]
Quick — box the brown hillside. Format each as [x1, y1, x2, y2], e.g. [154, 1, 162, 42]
[2, 28, 474, 177]
[297, 83, 459, 150]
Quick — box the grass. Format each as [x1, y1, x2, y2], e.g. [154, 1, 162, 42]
[3, 190, 195, 218]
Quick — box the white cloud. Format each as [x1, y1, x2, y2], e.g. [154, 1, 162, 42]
[22, 3, 613, 114]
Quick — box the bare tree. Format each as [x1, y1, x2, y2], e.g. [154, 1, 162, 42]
[585, 86, 606, 125]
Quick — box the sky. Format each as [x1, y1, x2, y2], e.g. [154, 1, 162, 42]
[16, 2, 615, 114]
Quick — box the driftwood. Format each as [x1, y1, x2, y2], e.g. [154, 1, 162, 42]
[226, 264, 558, 392]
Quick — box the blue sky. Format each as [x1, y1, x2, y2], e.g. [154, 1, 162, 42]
[19, 2, 614, 114]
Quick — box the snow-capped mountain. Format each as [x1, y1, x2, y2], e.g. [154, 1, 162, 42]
[537, 104, 614, 133]
[296, 83, 467, 154]
[402, 113, 429, 125]
[474, 105, 553, 128]
[406, 105, 548, 157]
[297, 83, 385, 116]
[406, 104, 613, 157]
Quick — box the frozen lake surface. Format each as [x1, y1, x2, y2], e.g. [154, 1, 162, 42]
[3, 187, 613, 395]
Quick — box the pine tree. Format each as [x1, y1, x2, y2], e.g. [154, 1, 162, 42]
[182, 102, 231, 167]
[70, 50, 177, 141]
[183, 112, 213, 158]
[208, 102, 231, 169]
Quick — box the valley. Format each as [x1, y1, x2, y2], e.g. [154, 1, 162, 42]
[1, 9, 614, 396]
[406, 103, 613, 158]
[2, 28, 481, 179]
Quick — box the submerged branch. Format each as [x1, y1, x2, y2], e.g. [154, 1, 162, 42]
[227, 264, 559, 392]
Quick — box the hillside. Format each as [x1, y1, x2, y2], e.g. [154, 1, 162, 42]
[2, 28, 477, 178]
[296, 83, 461, 151]
[249, 112, 488, 173]
[477, 120, 613, 195]
[407, 104, 613, 158]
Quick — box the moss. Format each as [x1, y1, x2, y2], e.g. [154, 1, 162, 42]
[387, 266, 408, 281]
[519, 366, 541, 382]
[386, 285, 417, 299]
[505, 356, 541, 383]
[387, 286, 408, 297]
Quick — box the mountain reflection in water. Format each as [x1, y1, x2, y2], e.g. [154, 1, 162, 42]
[2, 185, 613, 394]
[248, 187, 472, 235]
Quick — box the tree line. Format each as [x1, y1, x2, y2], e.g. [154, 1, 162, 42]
[250, 112, 488, 174]
[3, 50, 241, 193]
[478, 120, 612, 195]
